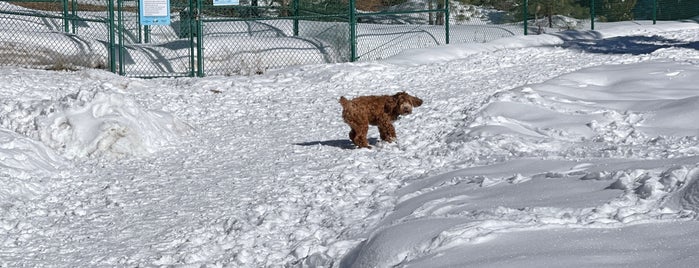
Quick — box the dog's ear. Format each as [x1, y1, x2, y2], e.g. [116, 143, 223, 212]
[411, 96, 423, 107]
[339, 96, 350, 109]
[384, 97, 397, 114]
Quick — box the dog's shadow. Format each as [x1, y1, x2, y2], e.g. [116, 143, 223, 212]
[295, 138, 378, 149]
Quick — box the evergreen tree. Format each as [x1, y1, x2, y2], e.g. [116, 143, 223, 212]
[655, 0, 699, 20]
[464, 0, 519, 11]
[632, 0, 654, 20]
[534, 0, 588, 26]
[596, 0, 638, 21]
[509, 0, 588, 26]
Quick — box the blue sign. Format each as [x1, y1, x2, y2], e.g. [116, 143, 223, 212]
[140, 0, 171, 25]
[213, 0, 239, 6]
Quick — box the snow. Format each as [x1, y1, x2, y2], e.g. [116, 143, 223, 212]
[3, 4, 699, 267]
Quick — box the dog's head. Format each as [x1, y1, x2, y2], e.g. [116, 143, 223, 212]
[386, 92, 423, 116]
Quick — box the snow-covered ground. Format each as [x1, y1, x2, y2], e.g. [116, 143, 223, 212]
[3, 6, 699, 267]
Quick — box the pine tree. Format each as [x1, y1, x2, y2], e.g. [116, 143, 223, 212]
[510, 0, 589, 26]
[597, 0, 638, 22]
[655, 0, 699, 20]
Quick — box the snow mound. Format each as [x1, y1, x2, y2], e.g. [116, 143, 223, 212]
[454, 61, 699, 158]
[36, 88, 189, 159]
[0, 127, 67, 180]
[342, 61, 699, 267]
[678, 168, 699, 214]
[0, 134, 59, 205]
[0, 129, 66, 203]
[342, 158, 699, 267]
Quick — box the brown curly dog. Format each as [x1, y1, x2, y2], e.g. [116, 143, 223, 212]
[339, 92, 423, 148]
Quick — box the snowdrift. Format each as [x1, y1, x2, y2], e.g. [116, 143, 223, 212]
[37, 88, 189, 159]
[0, 69, 189, 161]
[342, 61, 699, 267]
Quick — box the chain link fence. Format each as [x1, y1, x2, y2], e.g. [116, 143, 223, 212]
[0, 0, 114, 71]
[1, 0, 698, 77]
[199, 0, 351, 76]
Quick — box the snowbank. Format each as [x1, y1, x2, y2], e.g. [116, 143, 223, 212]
[0, 68, 189, 162]
[0, 128, 66, 204]
[342, 158, 699, 267]
[385, 21, 699, 66]
[466, 61, 699, 144]
[37, 88, 189, 159]
[342, 60, 699, 267]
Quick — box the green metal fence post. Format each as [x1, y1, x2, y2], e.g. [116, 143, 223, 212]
[135, 0, 148, 44]
[293, 0, 299, 36]
[108, 0, 116, 73]
[118, 0, 125, 75]
[653, 0, 657, 24]
[62, 0, 69, 32]
[349, 0, 356, 62]
[71, 0, 77, 34]
[188, 0, 196, 77]
[523, 0, 528, 35]
[444, 0, 449, 44]
[590, 0, 595, 30]
[196, 0, 204, 77]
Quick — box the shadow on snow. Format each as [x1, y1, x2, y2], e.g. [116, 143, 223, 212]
[295, 138, 379, 149]
[555, 31, 699, 55]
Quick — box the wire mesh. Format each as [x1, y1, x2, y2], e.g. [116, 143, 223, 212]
[1, 0, 699, 77]
[0, 0, 112, 70]
[634, 0, 699, 21]
[200, 0, 350, 76]
[352, 0, 448, 61]
[507, 0, 592, 34]
[448, 1, 522, 43]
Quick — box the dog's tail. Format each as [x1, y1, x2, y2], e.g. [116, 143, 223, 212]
[339, 96, 351, 110]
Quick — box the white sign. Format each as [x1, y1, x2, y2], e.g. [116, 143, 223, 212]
[213, 0, 240, 6]
[140, 0, 171, 25]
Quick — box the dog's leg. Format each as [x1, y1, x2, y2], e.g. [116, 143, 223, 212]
[349, 129, 356, 141]
[378, 119, 396, 143]
[352, 125, 370, 148]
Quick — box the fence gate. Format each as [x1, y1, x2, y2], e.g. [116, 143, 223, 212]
[115, 0, 200, 77]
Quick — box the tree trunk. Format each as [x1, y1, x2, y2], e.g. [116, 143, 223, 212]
[436, 0, 444, 25]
